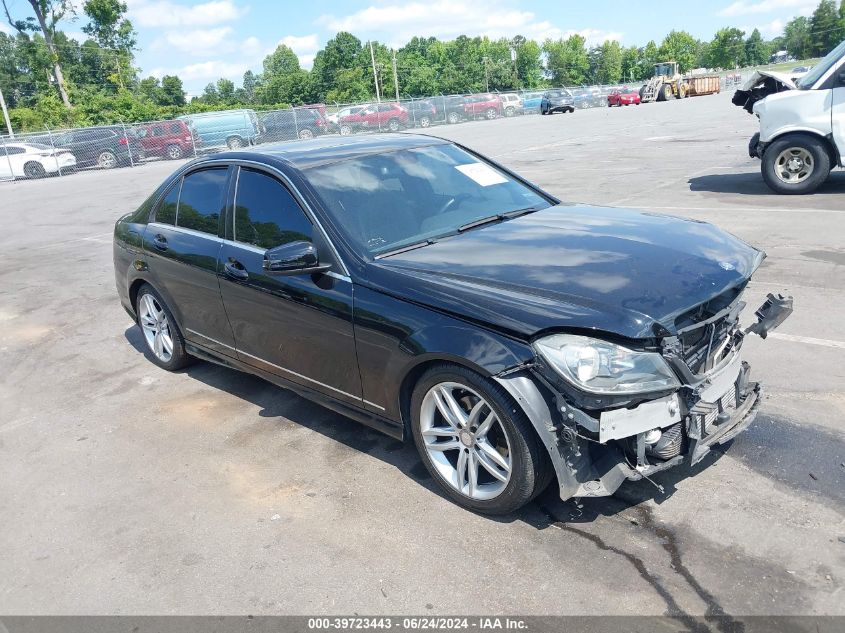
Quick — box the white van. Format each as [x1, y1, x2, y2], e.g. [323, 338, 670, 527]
[743, 40, 845, 194]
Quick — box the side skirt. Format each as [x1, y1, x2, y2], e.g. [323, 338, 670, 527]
[185, 341, 405, 441]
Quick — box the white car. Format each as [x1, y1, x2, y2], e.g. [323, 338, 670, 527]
[326, 106, 365, 126]
[500, 93, 523, 117]
[743, 40, 844, 194]
[0, 142, 77, 179]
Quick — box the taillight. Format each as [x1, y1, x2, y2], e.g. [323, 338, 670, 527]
[118, 137, 128, 145]
[184, 136, 192, 141]
[316, 118, 325, 127]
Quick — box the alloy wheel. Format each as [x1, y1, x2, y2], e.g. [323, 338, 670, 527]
[420, 382, 512, 500]
[299, 128, 314, 139]
[138, 293, 174, 363]
[166, 145, 183, 159]
[774, 147, 814, 184]
[98, 151, 117, 169]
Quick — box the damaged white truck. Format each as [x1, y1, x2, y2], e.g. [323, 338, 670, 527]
[733, 40, 845, 194]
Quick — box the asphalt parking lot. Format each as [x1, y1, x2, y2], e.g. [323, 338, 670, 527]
[1, 92, 844, 617]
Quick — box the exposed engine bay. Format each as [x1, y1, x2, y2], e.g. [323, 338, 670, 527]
[732, 70, 800, 114]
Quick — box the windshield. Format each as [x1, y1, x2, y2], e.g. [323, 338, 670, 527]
[305, 144, 551, 256]
[797, 40, 845, 89]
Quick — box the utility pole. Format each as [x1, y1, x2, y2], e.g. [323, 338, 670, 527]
[391, 49, 400, 100]
[0, 84, 13, 138]
[482, 56, 490, 92]
[369, 41, 381, 103]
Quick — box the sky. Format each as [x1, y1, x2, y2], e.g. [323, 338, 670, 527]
[2, 0, 824, 95]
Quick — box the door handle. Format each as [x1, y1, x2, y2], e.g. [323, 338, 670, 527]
[224, 259, 249, 280]
[152, 234, 168, 251]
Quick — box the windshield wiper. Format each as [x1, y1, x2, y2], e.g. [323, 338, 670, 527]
[375, 239, 436, 259]
[504, 205, 543, 219]
[458, 214, 505, 232]
[458, 206, 543, 233]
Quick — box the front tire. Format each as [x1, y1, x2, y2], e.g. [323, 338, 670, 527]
[410, 364, 552, 515]
[761, 134, 831, 195]
[387, 118, 401, 132]
[136, 284, 192, 371]
[298, 128, 314, 140]
[339, 124, 353, 136]
[418, 115, 431, 128]
[447, 111, 460, 124]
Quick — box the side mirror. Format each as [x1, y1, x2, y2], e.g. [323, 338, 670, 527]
[263, 241, 330, 275]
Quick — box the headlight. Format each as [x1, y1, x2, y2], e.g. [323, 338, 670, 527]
[533, 334, 680, 395]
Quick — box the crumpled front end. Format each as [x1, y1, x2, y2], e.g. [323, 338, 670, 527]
[495, 289, 793, 501]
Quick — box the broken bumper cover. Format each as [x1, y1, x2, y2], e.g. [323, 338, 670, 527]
[749, 132, 762, 158]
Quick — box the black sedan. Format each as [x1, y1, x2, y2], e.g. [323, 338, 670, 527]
[540, 90, 576, 115]
[113, 134, 791, 514]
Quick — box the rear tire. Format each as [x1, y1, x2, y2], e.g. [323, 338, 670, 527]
[387, 117, 401, 132]
[447, 111, 461, 124]
[97, 150, 117, 169]
[339, 124, 353, 136]
[419, 115, 431, 128]
[166, 144, 183, 160]
[298, 128, 315, 140]
[135, 284, 193, 371]
[23, 161, 46, 178]
[226, 136, 244, 150]
[761, 134, 831, 195]
[410, 364, 552, 515]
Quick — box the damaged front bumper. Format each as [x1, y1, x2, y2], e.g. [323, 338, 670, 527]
[495, 293, 791, 501]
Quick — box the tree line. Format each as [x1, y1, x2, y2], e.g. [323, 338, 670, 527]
[2, 0, 844, 132]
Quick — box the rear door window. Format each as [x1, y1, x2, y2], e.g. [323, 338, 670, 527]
[156, 182, 180, 225]
[175, 167, 228, 235]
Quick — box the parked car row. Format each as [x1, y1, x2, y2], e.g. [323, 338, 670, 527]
[1, 85, 651, 180]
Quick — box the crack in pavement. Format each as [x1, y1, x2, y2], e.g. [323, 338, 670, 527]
[539, 503, 745, 633]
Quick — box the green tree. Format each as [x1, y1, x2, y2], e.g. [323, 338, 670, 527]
[543, 34, 589, 86]
[810, 0, 843, 55]
[595, 40, 623, 84]
[744, 28, 769, 66]
[81, 0, 135, 88]
[2, 0, 74, 106]
[159, 75, 185, 106]
[515, 38, 542, 87]
[241, 70, 257, 103]
[658, 30, 698, 72]
[620, 46, 641, 82]
[709, 27, 747, 68]
[310, 31, 368, 100]
[784, 16, 813, 59]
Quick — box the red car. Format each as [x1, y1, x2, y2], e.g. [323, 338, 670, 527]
[607, 88, 641, 107]
[137, 120, 199, 160]
[463, 93, 503, 119]
[339, 102, 409, 134]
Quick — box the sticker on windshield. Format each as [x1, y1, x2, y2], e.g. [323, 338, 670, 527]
[455, 162, 508, 186]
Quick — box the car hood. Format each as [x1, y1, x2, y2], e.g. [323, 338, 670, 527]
[365, 205, 763, 341]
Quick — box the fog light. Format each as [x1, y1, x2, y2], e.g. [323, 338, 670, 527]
[644, 428, 662, 445]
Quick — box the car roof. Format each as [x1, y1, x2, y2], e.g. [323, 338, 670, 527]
[205, 133, 450, 171]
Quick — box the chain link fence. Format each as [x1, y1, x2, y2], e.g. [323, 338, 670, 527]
[0, 77, 744, 184]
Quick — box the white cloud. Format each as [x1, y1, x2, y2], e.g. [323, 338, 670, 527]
[718, 0, 817, 17]
[316, 1, 621, 48]
[241, 36, 262, 56]
[152, 27, 234, 55]
[275, 34, 319, 69]
[149, 59, 252, 82]
[126, 0, 246, 28]
[741, 18, 786, 37]
[0, 22, 13, 34]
